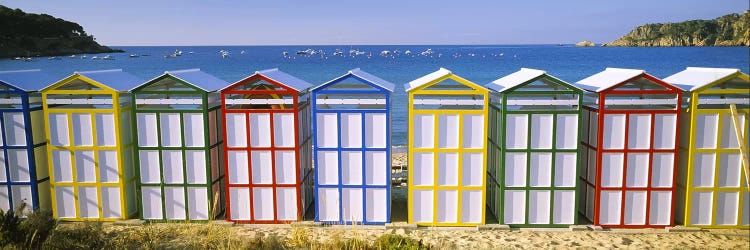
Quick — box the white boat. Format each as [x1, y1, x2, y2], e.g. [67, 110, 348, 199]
[380, 50, 391, 56]
[102, 55, 114, 60]
[282, 51, 289, 57]
[220, 50, 230, 58]
[420, 48, 434, 56]
[404, 50, 412, 55]
[240, 50, 247, 54]
[129, 54, 140, 58]
[91, 56, 99, 60]
[69, 55, 77, 58]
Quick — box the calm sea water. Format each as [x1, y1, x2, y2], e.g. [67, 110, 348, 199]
[1, 45, 748, 145]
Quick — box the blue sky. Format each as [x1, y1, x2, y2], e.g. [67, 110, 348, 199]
[2, 0, 747, 45]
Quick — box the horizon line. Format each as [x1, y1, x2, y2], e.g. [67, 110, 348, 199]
[108, 43, 589, 47]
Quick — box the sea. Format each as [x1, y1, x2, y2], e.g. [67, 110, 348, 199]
[1, 45, 748, 146]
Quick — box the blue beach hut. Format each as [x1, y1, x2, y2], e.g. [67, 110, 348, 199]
[312, 69, 394, 225]
[0, 69, 58, 213]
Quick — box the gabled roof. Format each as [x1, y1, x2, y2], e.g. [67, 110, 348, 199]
[0, 69, 59, 92]
[485, 68, 580, 93]
[134, 68, 230, 92]
[44, 69, 142, 91]
[663, 67, 744, 91]
[405, 67, 486, 92]
[224, 68, 312, 92]
[314, 68, 395, 92]
[575, 67, 645, 92]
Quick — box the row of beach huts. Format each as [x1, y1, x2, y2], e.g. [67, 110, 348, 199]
[0, 66, 747, 229]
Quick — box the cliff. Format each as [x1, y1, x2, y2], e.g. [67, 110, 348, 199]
[604, 11, 749, 47]
[0, 5, 123, 58]
[575, 40, 596, 47]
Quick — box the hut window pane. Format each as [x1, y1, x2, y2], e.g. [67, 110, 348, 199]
[554, 153, 577, 187]
[504, 190, 526, 224]
[413, 153, 434, 186]
[187, 187, 209, 220]
[437, 153, 458, 186]
[413, 115, 434, 149]
[273, 113, 295, 148]
[252, 188, 274, 220]
[227, 151, 249, 184]
[248, 113, 271, 147]
[693, 154, 716, 187]
[159, 114, 182, 147]
[624, 191, 647, 225]
[715, 192, 739, 225]
[504, 153, 527, 187]
[101, 187, 121, 218]
[529, 153, 552, 187]
[138, 150, 161, 184]
[366, 189, 387, 222]
[720, 114, 746, 149]
[2, 113, 26, 146]
[653, 114, 676, 149]
[183, 114, 205, 147]
[318, 188, 339, 221]
[137, 113, 158, 147]
[437, 115, 459, 149]
[7, 149, 29, 182]
[555, 114, 578, 149]
[505, 114, 528, 149]
[530, 114, 553, 149]
[165, 187, 186, 219]
[341, 151, 363, 185]
[436, 190, 457, 223]
[162, 150, 184, 184]
[185, 151, 207, 184]
[412, 190, 433, 222]
[340, 113, 363, 148]
[274, 151, 297, 184]
[365, 113, 387, 148]
[528, 190, 551, 224]
[229, 188, 251, 220]
[95, 113, 116, 146]
[342, 188, 363, 222]
[316, 113, 338, 148]
[626, 153, 649, 187]
[603, 114, 625, 149]
[98, 150, 119, 183]
[463, 114, 484, 149]
[461, 190, 482, 223]
[553, 191, 575, 224]
[695, 114, 719, 149]
[599, 191, 622, 225]
[55, 187, 75, 218]
[718, 153, 741, 187]
[72, 114, 93, 146]
[250, 151, 272, 184]
[78, 187, 99, 218]
[141, 187, 162, 219]
[225, 114, 247, 147]
[628, 114, 651, 149]
[316, 151, 339, 185]
[651, 153, 674, 188]
[601, 153, 624, 187]
[649, 191, 672, 225]
[365, 151, 387, 185]
[461, 153, 483, 187]
[75, 151, 96, 183]
[276, 187, 298, 221]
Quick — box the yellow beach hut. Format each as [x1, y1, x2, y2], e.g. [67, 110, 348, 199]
[405, 68, 488, 226]
[42, 69, 141, 221]
[664, 67, 749, 228]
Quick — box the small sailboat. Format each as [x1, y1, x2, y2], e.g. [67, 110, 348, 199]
[129, 54, 140, 58]
[102, 55, 115, 60]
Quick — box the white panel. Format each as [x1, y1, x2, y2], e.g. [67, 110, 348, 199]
[318, 188, 339, 221]
[342, 188, 363, 222]
[275, 151, 297, 184]
[251, 151, 272, 184]
[139, 150, 161, 184]
[554, 153, 577, 187]
[653, 114, 676, 149]
[341, 151, 363, 185]
[690, 192, 713, 225]
[649, 191, 672, 225]
[413, 115, 434, 148]
[506, 114, 528, 149]
[530, 114, 553, 149]
[626, 153, 649, 187]
[7, 149, 29, 182]
[718, 153, 741, 187]
[588, 112, 599, 147]
[317, 151, 339, 185]
[413, 153, 434, 186]
[225, 114, 247, 147]
[228, 151, 249, 184]
[3, 113, 26, 146]
[553, 191, 575, 224]
[628, 114, 651, 149]
[556, 114, 578, 149]
[101, 187, 121, 218]
[716, 192, 739, 225]
[137, 113, 158, 147]
[0, 189, 7, 211]
[99, 150, 119, 183]
[10, 186, 32, 214]
[0, 154, 5, 182]
[141, 187, 163, 219]
[529, 191, 551, 224]
[75, 151, 96, 183]
[436, 190, 457, 223]
[721, 114, 746, 148]
[183, 114, 205, 147]
[743, 192, 749, 226]
[504, 190, 526, 224]
[366, 188, 387, 222]
[253, 188, 274, 220]
[530, 153, 552, 187]
[188, 187, 209, 220]
[185, 151, 207, 184]
[601, 153, 624, 187]
[437, 115, 459, 149]
[78, 187, 99, 218]
[162, 150, 184, 184]
[461, 190, 482, 223]
[72, 113, 93, 146]
[49, 113, 70, 146]
[695, 114, 718, 149]
[624, 191, 646, 225]
[463, 114, 484, 149]
[437, 153, 458, 186]
[316, 113, 338, 148]
[505, 153, 527, 187]
[165, 187, 186, 220]
[95, 113, 116, 146]
[599, 191, 622, 225]
[249, 114, 272, 147]
[603, 114, 626, 149]
[365, 151, 387, 185]
[365, 113, 387, 148]
[587, 149, 597, 183]
[273, 113, 296, 147]
[276, 187, 298, 220]
[52, 150, 73, 182]
[340, 113, 363, 148]
[413, 190, 433, 222]
[461, 153, 483, 186]
[55, 187, 76, 218]
[229, 188, 251, 220]
[693, 154, 715, 187]
[585, 186, 595, 219]
[651, 153, 674, 188]
[160, 113, 182, 147]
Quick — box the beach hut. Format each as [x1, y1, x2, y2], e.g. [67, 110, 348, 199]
[577, 68, 682, 228]
[312, 68, 394, 225]
[0, 70, 58, 214]
[132, 69, 228, 221]
[42, 69, 141, 221]
[221, 69, 313, 223]
[664, 67, 749, 229]
[405, 68, 488, 226]
[485, 68, 582, 227]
